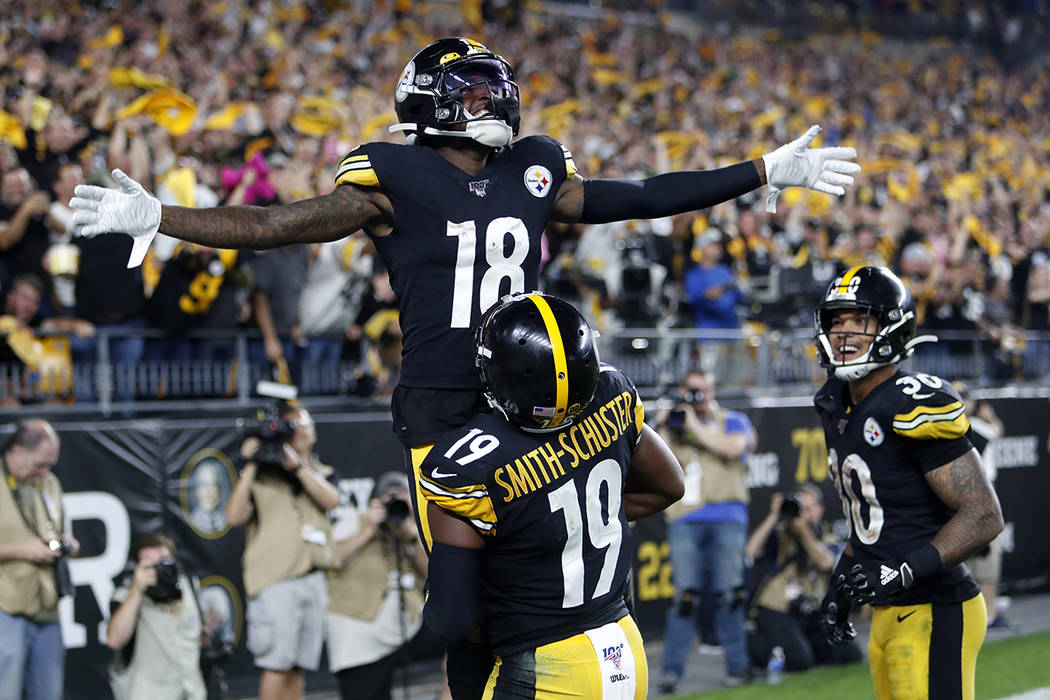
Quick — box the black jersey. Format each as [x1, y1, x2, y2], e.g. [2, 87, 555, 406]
[815, 371, 980, 606]
[420, 365, 645, 656]
[334, 137, 577, 390]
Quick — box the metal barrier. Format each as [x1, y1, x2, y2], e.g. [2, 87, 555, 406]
[2, 327, 1047, 414]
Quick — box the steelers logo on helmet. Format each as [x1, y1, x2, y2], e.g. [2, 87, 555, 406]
[474, 293, 600, 432]
[814, 266, 928, 382]
[389, 37, 521, 148]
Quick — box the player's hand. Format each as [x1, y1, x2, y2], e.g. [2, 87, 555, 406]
[820, 574, 857, 645]
[845, 560, 914, 604]
[69, 169, 161, 269]
[761, 125, 860, 213]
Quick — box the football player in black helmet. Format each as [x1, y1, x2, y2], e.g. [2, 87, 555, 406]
[390, 37, 521, 149]
[474, 292, 599, 431]
[70, 37, 856, 695]
[420, 292, 684, 698]
[815, 264, 933, 382]
[813, 266, 1004, 700]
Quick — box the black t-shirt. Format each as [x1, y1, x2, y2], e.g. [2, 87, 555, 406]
[334, 136, 576, 389]
[0, 202, 52, 304]
[815, 372, 979, 605]
[74, 235, 145, 324]
[421, 365, 644, 655]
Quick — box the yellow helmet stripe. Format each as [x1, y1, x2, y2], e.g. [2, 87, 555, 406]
[528, 294, 569, 428]
[834, 265, 865, 295]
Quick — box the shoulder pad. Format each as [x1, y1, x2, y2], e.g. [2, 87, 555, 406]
[419, 431, 499, 534]
[334, 144, 381, 189]
[890, 373, 970, 440]
[516, 135, 577, 178]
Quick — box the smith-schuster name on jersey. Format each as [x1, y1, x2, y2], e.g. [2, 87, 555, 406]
[334, 136, 576, 389]
[815, 371, 980, 606]
[420, 366, 644, 656]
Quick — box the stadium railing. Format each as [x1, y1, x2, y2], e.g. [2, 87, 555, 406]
[1, 327, 1047, 415]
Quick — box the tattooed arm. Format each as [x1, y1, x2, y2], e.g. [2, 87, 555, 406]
[161, 185, 393, 249]
[924, 447, 1004, 567]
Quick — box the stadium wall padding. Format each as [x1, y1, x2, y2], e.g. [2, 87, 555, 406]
[4, 398, 1044, 699]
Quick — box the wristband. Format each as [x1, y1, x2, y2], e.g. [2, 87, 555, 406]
[904, 544, 941, 580]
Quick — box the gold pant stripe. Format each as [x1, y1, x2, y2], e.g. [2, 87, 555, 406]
[868, 593, 985, 700]
[483, 615, 646, 699]
[409, 444, 435, 553]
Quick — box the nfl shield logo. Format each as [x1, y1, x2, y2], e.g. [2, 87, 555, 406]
[469, 179, 489, 197]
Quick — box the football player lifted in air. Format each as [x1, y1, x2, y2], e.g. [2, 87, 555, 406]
[70, 37, 857, 695]
[814, 266, 1004, 700]
[421, 292, 684, 699]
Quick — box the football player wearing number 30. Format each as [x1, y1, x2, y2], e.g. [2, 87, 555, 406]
[813, 266, 1003, 700]
[421, 292, 684, 700]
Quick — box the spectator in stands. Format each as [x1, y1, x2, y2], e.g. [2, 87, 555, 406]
[684, 228, 743, 332]
[0, 272, 93, 404]
[246, 247, 309, 382]
[0, 168, 52, 308]
[227, 401, 340, 700]
[0, 418, 77, 699]
[71, 227, 146, 401]
[744, 486, 862, 672]
[656, 370, 756, 691]
[106, 532, 207, 700]
[325, 471, 441, 700]
[297, 236, 374, 376]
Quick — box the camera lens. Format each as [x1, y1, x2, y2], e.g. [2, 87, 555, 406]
[385, 498, 410, 525]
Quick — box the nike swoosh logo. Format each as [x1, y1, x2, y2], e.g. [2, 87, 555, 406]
[429, 466, 457, 479]
[897, 610, 917, 623]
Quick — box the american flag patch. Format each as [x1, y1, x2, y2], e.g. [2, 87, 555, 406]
[532, 406, 556, 417]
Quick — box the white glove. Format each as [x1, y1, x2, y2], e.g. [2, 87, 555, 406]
[761, 125, 861, 213]
[69, 169, 161, 269]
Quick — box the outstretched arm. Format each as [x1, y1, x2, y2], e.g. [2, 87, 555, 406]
[160, 185, 388, 249]
[551, 125, 859, 224]
[70, 170, 391, 267]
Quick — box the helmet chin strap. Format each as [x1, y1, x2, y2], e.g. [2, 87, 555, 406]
[389, 118, 513, 148]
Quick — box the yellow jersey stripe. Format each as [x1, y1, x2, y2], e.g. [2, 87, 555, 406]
[894, 400, 965, 425]
[893, 403, 970, 440]
[529, 294, 569, 428]
[420, 483, 498, 531]
[335, 166, 379, 188]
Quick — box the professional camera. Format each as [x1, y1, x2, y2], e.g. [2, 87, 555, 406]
[236, 381, 299, 469]
[779, 493, 801, 521]
[384, 497, 411, 526]
[665, 409, 687, 432]
[49, 538, 75, 598]
[145, 557, 183, 603]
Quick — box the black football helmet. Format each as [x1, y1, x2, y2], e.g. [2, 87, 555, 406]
[815, 266, 929, 381]
[390, 37, 520, 148]
[475, 293, 600, 432]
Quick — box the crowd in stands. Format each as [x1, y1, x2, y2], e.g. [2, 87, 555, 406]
[1, 0, 1048, 404]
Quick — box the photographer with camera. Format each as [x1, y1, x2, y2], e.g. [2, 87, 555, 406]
[227, 400, 340, 700]
[107, 532, 208, 700]
[744, 485, 861, 673]
[0, 418, 77, 700]
[656, 371, 757, 691]
[326, 471, 439, 700]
